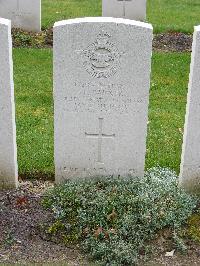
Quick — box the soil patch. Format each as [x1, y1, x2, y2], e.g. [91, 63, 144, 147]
[0, 181, 200, 265]
[153, 32, 192, 52]
[12, 28, 192, 52]
[0, 181, 87, 265]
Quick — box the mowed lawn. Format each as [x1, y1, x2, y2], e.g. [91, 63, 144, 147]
[13, 49, 191, 177]
[13, 49, 53, 179]
[42, 0, 200, 33]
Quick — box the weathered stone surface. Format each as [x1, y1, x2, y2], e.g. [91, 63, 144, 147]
[54, 17, 152, 183]
[102, 0, 146, 21]
[0, 18, 18, 189]
[180, 26, 200, 194]
[0, 0, 41, 32]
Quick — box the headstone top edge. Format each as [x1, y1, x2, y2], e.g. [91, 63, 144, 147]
[54, 17, 152, 30]
[194, 25, 200, 32]
[0, 17, 11, 27]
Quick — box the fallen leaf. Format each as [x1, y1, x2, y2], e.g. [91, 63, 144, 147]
[104, 231, 109, 239]
[16, 196, 28, 207]
[94, 227, 103, 238]
[108, 228, 116, 234]
[107, 209, 117, 221]
[165, 249, 175, 257]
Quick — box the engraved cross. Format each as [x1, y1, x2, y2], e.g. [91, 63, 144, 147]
[85, 118, 115, 163]
[117, 0, 132, 17]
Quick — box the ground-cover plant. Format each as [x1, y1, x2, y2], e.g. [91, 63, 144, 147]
[43, 167, 198, 265]
[187, 213, 200, 242]
[12, 29, 49, 48]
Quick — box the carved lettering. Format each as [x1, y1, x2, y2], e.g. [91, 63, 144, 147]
[63, 82, 140, 114]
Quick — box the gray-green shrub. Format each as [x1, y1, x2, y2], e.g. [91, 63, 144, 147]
[43, 167, 197, 265]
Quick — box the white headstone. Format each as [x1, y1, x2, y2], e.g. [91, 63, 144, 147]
[0, 18, 18, 189]
[54, 17, 152, 182]
[102, 0, 146, 21]
[180, 25, 200, 193]
[0, 0, 41, 32]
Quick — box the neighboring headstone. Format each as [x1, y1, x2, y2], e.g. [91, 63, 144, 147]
[102, 0, 146, 21]
[0, 18, 18, 189]
[0, 0, 41, 32]
[180, 25, 200, 194]
[54, 17, 152, 182]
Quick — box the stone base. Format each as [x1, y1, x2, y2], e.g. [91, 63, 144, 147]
[0, 180, 18, 190]
[179, 173, 200, 195]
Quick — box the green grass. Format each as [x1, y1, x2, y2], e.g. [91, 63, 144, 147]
[41, 0, 200, 33]
[42, 0, 101, 29]
[14, 48, 53, 178]
[13, 49, 191, 178]
[146, 52, 190, 172]
[148, 0, 200, 33]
